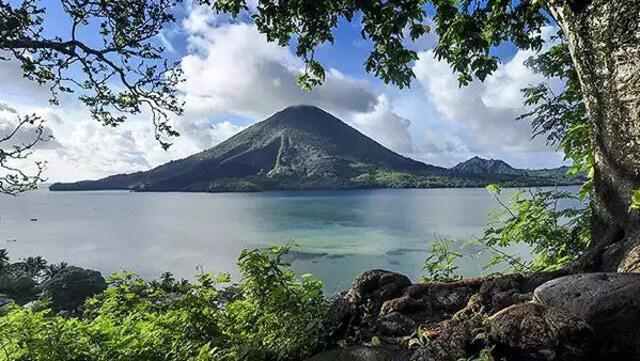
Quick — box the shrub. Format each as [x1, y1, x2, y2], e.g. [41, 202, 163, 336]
[0, 247, 328, 361]
[478, 185, 590, 272]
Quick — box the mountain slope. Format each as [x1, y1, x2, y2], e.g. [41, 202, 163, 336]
[50, 106, 446, 192]
[50, 105, 583, 192]
[451, 156, 579, 181]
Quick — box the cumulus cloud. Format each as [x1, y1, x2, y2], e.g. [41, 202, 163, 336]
[352, 95, 415, 154]
[413, 47, 551, 155]
[179, 7, 378, 121]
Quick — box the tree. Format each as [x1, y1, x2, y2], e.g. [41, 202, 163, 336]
[0, 113, 50, 195]
[0, 0, 184, 195]
[207, 0, 639, 272]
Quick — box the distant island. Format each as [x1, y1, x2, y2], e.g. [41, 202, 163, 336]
[50, 105, 584, 192]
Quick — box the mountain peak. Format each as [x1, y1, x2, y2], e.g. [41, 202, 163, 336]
[266, 105, 338, 127]
[452, 156, 519, 175]
[273, 104, 330, 118]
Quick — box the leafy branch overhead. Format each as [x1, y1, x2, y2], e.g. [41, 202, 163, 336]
[210, 0, 547, 88]
[0, 113, 52, 195]
[0, 0, 183, 150]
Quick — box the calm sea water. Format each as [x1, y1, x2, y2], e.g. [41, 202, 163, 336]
[0, 186, 580, 293]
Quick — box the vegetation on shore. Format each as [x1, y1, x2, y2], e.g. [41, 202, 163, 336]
[0, 247, 327, 361]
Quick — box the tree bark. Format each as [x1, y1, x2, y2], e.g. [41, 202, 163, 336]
[549, 0, 640, 272]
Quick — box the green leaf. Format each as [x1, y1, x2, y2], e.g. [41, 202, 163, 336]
[486, 184, 501, 195]
[630, 189, 640, 211]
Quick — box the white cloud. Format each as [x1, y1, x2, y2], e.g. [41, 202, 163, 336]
[412, 48, 551, 155]
[351, 95, 414, 154]
[179, 7, 378, 121]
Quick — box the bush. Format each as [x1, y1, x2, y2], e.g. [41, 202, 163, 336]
[478, 185, 590, 272]
[0, 247, 328, 361]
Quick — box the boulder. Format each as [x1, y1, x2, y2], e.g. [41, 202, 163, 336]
[327, 270, 412, 343]
[346, 270, 412, 313]
[410, 314, 485, 361]
[533, 272, 640, 358]
[306, 346, 411, 361]
[533, 273, 640, 332]
[377, 312, 416, 337]
[381, 296, 426, 315]
[489, 303, 594, 361]
[42, 266, 107, 312]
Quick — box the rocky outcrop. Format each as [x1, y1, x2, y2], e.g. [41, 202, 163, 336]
[320, 269, 638, 361]
[327, 270, 487, 345]
[307, 346, 411, 361]
[534, 272, 640, 358]
[489, 303, 594, 361]
[42, 266, 107, 312]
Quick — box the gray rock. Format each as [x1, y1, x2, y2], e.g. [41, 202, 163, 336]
[347, 270, 412, 310]
[306, 346, 411, 361]
[0, 295, 13, 307]
[533, 273, 640, 333]
[42, 266, 107, 312]
[377, 312, 416, 336]
[534, 272, 640, 359]
[489, 303, 594, 361]
[381, 296, 426, 315]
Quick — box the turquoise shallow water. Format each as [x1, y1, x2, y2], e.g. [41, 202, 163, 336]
[0, 186, 581, 293]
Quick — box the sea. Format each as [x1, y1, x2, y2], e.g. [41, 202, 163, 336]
[0, 186, 581, 293]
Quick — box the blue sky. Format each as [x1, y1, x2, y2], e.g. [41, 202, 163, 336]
[0, 1, 565, 182]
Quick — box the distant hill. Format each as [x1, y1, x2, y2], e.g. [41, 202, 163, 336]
[451, 156, 578, 182]
[452, 156, 521, 175]
[50, 105, 584, 192]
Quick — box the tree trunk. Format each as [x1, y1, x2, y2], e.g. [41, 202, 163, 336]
[549, 0, 640, 272]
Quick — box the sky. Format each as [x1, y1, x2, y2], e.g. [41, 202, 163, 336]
[0, 1, 567, 183]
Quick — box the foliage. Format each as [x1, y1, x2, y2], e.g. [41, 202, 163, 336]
[0, 250, 7, 270]
[478, 185, 590, 272]
[210, 0, 547, 88]
[630, 189, 640, 211]
[518, 30, 593, 199]
[0, 113, 52, 195]
[0, 0, 183, 149]
[422, 237, 462, 282]
[0, 0, 185, 194]
[0, 247, 328, 361]
[350, 169, 582, 191]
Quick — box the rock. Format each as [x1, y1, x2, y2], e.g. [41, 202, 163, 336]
[327, 293, 358, 340]
[347, 270, 412, 314]
[327, 270, 412, 344]
[411, 314, 485, 361]
[306, 346, 412, 361]
[533, 273, 640, 332]
[42, 266, 107, 312]
[489, 303, 594, 361]
[533, 272, 640, 358]
[381, 296, 426, 315]
[0, 295, 13, 307]
[377, 312, 416, 337]
[618, 244, 640, 273]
